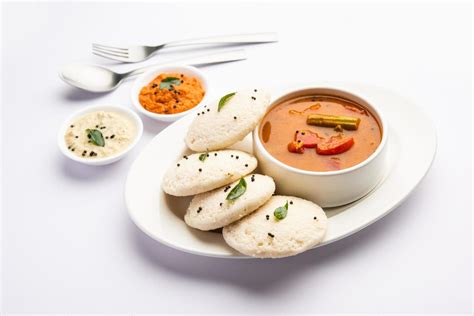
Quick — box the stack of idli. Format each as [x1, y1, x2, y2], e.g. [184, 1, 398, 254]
[162, 89, 328, 258]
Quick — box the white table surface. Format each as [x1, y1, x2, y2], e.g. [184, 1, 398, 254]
[1, 2, 472, 314]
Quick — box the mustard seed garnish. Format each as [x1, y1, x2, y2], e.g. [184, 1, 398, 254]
[266, 215, 269, 220]
[75, 136, 78, 139]
[268, 233, 274, 238]
[254, 89, 257, 92]
[207, 109, 210, 112]
[245, 164, 248, 167]
[201, 111, 205, 115]
[251, 96, 256, 100]
[95, 125, 99, 128]
[233, 116, 237, 120]
[105, 136, 109, 139]
[219, 202, 223, 206]
[183, 155, 188, 159]
[197, 207, 202, 213]
[206, 154, 209, 157]
[197, 113, 200, 116]
[236, 156, 239, 159]
[71, 148, 75, 152]
[314, 216, 317, 220]
[70, 125, 74, 128]
[198, 168, 202, 172]
[214, 153, 217, 156]
[290, 201, 293, 205]
[110, 135, 115, 139]
[231, 155, 234, 157]
[177, 163, 180, 167]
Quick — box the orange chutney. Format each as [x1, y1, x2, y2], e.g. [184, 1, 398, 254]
[259, 95, 382, 172]
[139, 73, 205, 114]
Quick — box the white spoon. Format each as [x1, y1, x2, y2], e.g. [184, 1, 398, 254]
[59, 49, 246, 93]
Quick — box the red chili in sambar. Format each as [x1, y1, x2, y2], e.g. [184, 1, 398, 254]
[259, 95, 382, 172]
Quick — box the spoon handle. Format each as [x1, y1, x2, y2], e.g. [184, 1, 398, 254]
[124, 49, 247, 78]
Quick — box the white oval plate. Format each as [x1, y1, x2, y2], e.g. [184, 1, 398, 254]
[125, 83, 437, 258]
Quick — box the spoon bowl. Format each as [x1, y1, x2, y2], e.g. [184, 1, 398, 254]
[59, 63, 123, 92]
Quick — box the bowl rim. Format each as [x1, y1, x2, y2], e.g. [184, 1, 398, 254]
[57, 104, 143, 165]
[130, 64, 209, 120]
[253, 86, 388, 176]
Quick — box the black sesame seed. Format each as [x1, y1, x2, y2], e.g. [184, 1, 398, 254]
[266, 215, 269, 220]
[268, 233, 274, 238]
[110, 135, 115, 139]
[198, 168, 202, 172]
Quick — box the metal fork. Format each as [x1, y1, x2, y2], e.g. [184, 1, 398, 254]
[92, 32, 278, 63]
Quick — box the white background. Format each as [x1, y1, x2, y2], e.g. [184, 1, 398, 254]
[1, 1, 472, 314]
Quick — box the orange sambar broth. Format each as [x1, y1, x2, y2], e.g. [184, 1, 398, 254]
[259, 95, 382, 172]
[139, 73, 205, 114]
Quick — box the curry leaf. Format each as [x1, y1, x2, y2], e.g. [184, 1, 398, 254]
[218, 92, 236, 112]
[160, 77, 181, 90]
[226, 178, 247, 201]
[274, 201, 289, 220]
[86, 129, 105, 147]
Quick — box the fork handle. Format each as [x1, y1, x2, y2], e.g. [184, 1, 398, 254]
[163, 32, 278, 48]
[125, 49, 247, 77]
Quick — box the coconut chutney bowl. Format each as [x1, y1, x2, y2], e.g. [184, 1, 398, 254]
[58, 104, 143, 166]
[253, 86, 389, 207]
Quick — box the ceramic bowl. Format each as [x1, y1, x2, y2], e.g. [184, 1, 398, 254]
[131, 65, 209, 122]
[58, 104, 143, 166]
[253, 86, 389, 207]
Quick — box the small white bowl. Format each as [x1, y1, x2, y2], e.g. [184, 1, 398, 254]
[58, 105, 143, 166]
[253, 86, 389, 207]
[131, 65, 209, 122]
